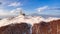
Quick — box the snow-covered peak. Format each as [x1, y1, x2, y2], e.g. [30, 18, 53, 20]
[0, 15, 60, 27]
[43, 17, 60, 22]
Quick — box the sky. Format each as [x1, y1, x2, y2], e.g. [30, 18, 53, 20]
[0, 0, 60, 17]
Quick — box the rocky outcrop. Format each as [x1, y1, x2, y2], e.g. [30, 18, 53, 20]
[32, 20, 60, 34]
[0, 23, 31, 34]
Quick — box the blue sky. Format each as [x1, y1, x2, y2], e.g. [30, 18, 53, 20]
[0, 0, 60, 17]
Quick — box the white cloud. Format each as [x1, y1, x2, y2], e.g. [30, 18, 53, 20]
[10, 8, 23, 14]
[0, 10, 14, 17]
[0, 9, 9, 16]
[0, 8, 23, 17]
[8, 2, 22, 7]
[36, 6, 48, 12]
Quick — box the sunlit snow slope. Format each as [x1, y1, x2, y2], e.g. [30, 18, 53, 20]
[0, 15, 60, 27]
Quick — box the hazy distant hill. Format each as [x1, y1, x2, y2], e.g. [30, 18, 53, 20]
[31, 13, 60, 18]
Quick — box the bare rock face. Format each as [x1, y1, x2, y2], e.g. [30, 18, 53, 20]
[32, 19, 60, 34]
[0, 20, 60, 34]
[0, 23, 31, 34]
[32, 21, 50, 34]
[49, 20, 60, 34]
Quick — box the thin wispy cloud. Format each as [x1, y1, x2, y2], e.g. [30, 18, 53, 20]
[36, 6, 60, 12]
[8, 2, 22, 7]
[36, 6, 48, 12]
[49, 8, 60, 10]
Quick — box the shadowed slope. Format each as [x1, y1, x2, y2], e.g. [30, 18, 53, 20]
[0, 23, 31, 34]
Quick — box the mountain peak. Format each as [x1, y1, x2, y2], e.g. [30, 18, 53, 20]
[0, 13, 60, 27]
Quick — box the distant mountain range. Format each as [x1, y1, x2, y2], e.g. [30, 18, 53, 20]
[0, 13, 60, 19]
[31, 13, 60, 18]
